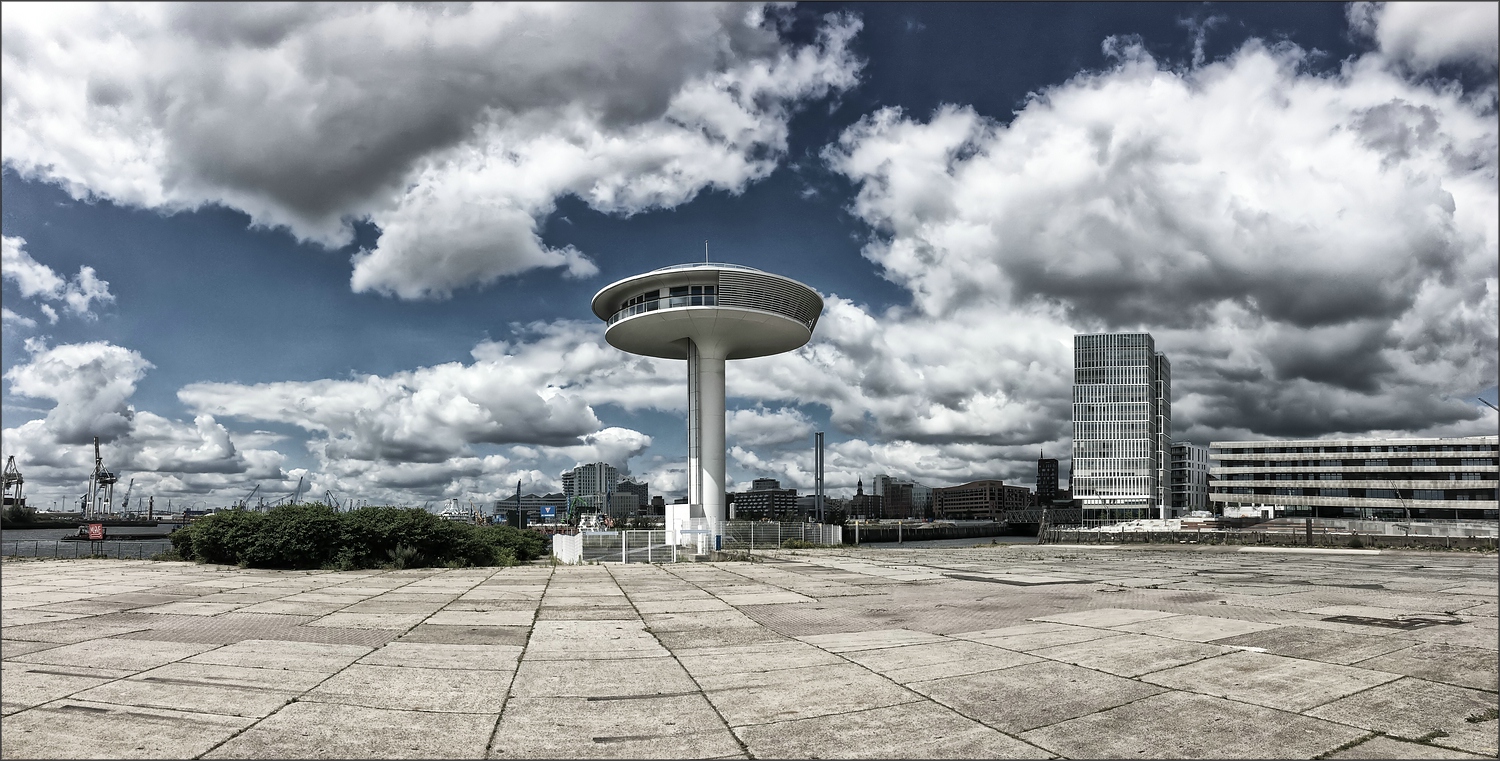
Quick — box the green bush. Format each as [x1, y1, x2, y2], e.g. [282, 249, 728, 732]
[169, 503, 552, 570]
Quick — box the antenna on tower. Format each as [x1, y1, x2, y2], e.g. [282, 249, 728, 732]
[704, 240, 709, 263]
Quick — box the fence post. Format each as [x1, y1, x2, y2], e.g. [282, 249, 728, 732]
[622, 531, 628, 564]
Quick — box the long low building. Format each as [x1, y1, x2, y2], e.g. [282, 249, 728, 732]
[1209, 435, 1498, 520]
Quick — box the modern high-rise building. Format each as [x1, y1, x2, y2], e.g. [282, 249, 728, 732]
[1037, 454, 1059, 506]
[617, 478, 650, 508]
[1071, 332, 1172, 522]
[1169, 441, 1210, 517]
[728, 478, 799, 521]
[561, 462, 618, 512]
[1209, 435, 1498, 520]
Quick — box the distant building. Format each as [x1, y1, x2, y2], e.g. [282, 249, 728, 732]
[729, 478, 799, 521]
[933, 480, 1030, 521]
[495, 492, 567, 523]
[1037, 454, 1060, 505]
[562, 462, 618, 512]
[1170, 442, 1210, 517]
[848, 479, 882, 520]
[1210, 435, 1498, 520]
[606, 492, 640, 519]
[870, 474, 932, 519]
[617, 478, 650, 508]
[1072, 332, 1172, 522]
[649, 495, 666, 515]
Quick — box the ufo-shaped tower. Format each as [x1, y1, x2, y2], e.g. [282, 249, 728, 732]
[592, 263, 823, 547]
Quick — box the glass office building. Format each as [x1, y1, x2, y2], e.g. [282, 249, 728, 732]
[1209, 436, 1498, 520]
[1072, 333, 1172, 521]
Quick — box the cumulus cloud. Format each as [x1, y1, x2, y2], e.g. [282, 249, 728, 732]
[1349, 2, 1499, 72]
[1, 236, 115, 321]
[1, 341, 292, 505]
[5, 339, 151, 443]
[2, 4, 862, 298]
[823, 37, 1497, 444]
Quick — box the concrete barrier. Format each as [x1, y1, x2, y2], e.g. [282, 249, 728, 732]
[843, 522, 1010, 545]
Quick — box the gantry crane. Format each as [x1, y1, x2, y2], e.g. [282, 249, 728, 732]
[86, 437, 119, 519]
[119, 478, 135, 515]
[237, 484, 260, 509]
[2, 455, 24, 508]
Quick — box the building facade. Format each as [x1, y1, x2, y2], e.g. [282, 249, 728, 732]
[1037, 455, 1059, 505]
[933, 480, 1031, 521]
[1072, 332, 1172, 522]
[1209, 436, 1498, 520]
[561, 462, 619, 512]
[1169, 441, 1210, 517]
[729, 478, 800, 521]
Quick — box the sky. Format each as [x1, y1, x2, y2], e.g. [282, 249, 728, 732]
[2, 2, 1497, 512]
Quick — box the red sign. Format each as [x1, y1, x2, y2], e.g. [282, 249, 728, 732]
[87, 523, 105, 540]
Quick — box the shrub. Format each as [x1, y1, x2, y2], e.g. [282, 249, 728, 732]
[170, 503, 549, 570]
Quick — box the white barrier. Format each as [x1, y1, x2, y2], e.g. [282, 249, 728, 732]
[551, 533, 582, 564]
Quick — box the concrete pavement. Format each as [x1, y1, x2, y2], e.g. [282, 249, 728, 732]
[2, 543, 1496, 759]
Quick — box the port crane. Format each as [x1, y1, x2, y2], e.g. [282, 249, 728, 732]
[86, 437, 119, 519]
[2, 455, 23, 508]
[1479, 398, 1499, 413]
[236, 484, 260, 510]
[119, 478, 135, 513]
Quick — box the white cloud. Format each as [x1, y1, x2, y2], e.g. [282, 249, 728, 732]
[1349, 2, 1499, 72]
[2, 307, 36, 329]
[2, 4, 862, 299]
[5, 339, 151, 443]
[0, 236, 115, 320]
[822, 37, 1497, 445]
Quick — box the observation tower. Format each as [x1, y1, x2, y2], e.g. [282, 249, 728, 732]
[592, 263, 823, 548]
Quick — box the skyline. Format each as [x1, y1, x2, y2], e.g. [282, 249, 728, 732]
[2, 2, 1497, 510]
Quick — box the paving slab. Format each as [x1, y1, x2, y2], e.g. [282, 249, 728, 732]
[358, 641, 523, 670]
[1307, 677, 1500, 756]
[304, 663, 510, 712]
[184, 639, 371, 672]
[1030, 632, 1233, 678]
[2, 619, 152, 644]
[304, 611, 429, 629]
[1, 662, 134, 715]
[1325, 736, 1489, 759]
[1210, 624, 1418, 665]
[733, 699, 1050, 759]
[1020, 690, 1368, 759]
[69, 667, 300, 718]
[652, 625, 784, 650]
[0, 640, 63, 659]
[1029, 607, 1178, 628]
[489, 694, 741, 759]
[909, 660, 1164, 733]
[1, 698, 255, 759]
[699, 662, 921, 726]
[510, 655, 696, 698]
[204, 700, 497, 759]
[795, 628, 948, 653]
[1110, 613, 1283, 642]
[9, 638, 218, 673]
[950, 621, 1119, 652]
[1142, 650, 1401, 711]
[673, 640, 845, 678]
[1354, 642, 1500, 692]
[840, 639, 1040, 683]
[398, 624, 530, 646]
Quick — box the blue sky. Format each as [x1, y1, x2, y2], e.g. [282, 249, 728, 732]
[3, 2, 1496, 511]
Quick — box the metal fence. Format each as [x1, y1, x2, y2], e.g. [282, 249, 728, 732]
[2, 539, 172, 560]
[551, 521, 840, 564]
[718, 521, 839, 549]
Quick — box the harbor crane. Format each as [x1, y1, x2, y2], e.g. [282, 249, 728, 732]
[119, 478, 135, 514]
[237, 484, 260, 510]
[2, 455, 23, 508]
[1478, 398, 1499, 413]
[325, 490, 341, 509]
[86, 437, 120, 520]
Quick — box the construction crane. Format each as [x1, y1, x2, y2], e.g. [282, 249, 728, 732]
[236, 484, 260, 510]
[119, 478, 135, 514]
[2, 455, 23, 508]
